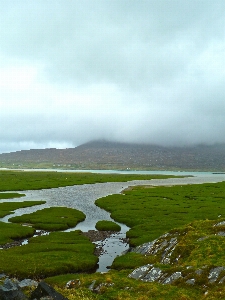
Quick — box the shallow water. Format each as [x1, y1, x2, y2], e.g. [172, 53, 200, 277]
[1, 174, 225, 272]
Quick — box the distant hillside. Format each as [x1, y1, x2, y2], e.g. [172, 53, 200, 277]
[1, 140, 225, 171]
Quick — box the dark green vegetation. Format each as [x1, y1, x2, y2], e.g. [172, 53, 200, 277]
[9, 207, 86, 231]
[0, 231, 97, 279]
[0, 192, 25, 199]
[1, 140, 225, 171]
[0, 200, 45, 218]
[0, 222, 35, 244]
[0, 170, 177, 191]
[96, 182, 225, 246]
[0, 200, 45, 244]
[95, 220, 121, 232]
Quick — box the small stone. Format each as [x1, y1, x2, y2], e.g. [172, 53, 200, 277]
[88, 280, 96, 291]
[19, 279, 38, 288]
[186, 278, 195, 285]
[65, 279, 81, 289]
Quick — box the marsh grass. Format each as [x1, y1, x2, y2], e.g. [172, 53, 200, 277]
[96, 182, 225, 246]
[0, 200, 45, 218]
[0, 222, 35, 244]
[0, 170, 180, 191]
[9, 207, 85, 231]
[0, 192, 25, 199]
[95, 220, 121, 231]
[0, 231, 97, 278]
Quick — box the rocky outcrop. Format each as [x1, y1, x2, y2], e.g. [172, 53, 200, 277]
[0, 277, 67, 300]
[128, 219, 225, 287]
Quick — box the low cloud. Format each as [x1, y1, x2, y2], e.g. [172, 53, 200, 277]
[1, 1, 225, 153]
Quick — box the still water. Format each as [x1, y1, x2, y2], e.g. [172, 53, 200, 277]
[1, 171, 225, 272]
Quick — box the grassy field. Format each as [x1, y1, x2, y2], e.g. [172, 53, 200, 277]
[0, 170, 180, 191]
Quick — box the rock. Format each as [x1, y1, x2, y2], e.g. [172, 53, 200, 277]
[128, 264, 153, 280]
[30, 281, 68, 300]
[65, 279, 80, 289]
[208, 267, 225, 283]
[214, 221, 225, 227]
[216, 231, 225, 236]
[18, 279, 38, 288]
[186, 278, 195, 285]
[0, 278, 27, 300]
[195, 269, 203, 276]
[161, 237, 178, 264]
[88, 280, 96, 291]
[142, 267, 163, 282]
[162, 272, 182, 284]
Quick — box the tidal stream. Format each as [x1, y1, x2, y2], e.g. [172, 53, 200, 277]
[1, 173, 225, 272]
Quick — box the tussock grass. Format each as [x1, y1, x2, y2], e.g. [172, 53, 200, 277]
[0, 222, 35, 244]
[95, 220, 121, 231]
[9, 207, 85, 231]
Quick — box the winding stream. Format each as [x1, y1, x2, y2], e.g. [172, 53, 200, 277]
[1, 173, 225, 272]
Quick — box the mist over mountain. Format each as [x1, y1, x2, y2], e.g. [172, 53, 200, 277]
[1, 140, 225, 171]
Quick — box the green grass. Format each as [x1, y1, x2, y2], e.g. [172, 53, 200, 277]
[0, 200, 45, 218]
[45, 270, 203, 300]
[0, 170, 181, 191]
[96, 182, 225, 246]
[0, 192, 25, 199]
[0, 222, 35, 244]
[95, 220, 121, 231]
[9, 207, 86, 231]
[0, 231, 98, 279]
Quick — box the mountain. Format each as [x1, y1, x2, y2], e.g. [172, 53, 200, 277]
[0, 140, 225, 171]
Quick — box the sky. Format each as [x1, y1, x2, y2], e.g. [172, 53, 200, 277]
[1, 0, 225, 153]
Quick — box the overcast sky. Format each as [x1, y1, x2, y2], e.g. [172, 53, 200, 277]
[1, 0, 225, 153]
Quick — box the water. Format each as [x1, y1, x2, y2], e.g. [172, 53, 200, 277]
[1, 172, 225, 272]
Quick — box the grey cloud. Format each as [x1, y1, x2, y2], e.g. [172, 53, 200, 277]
[1, 1, 225, 153]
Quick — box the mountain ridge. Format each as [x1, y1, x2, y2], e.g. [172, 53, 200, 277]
[1, 140, 225, 171]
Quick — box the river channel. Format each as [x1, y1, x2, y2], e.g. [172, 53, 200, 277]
[1, 172, 225, 272]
